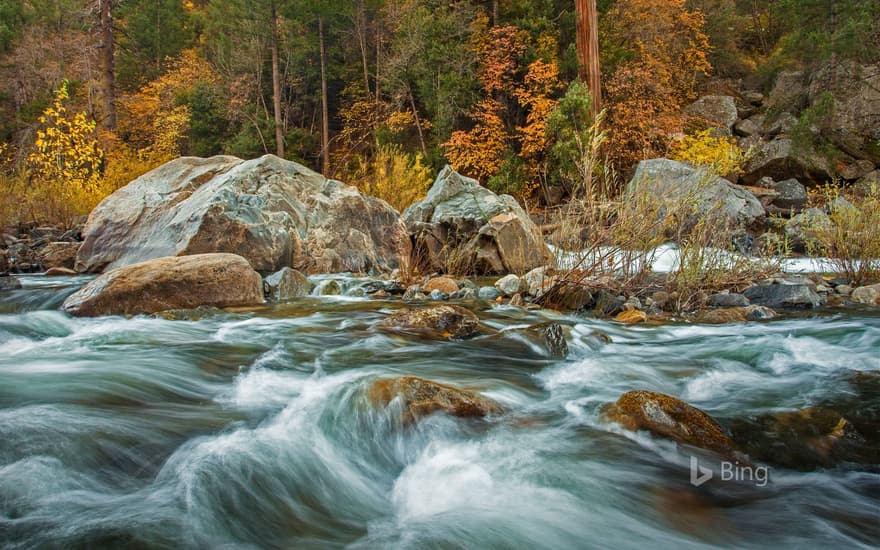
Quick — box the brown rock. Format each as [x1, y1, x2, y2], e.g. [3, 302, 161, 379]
[604, 390, 741, 460]
[368, 376, 503, 423]
[38, 242, 80, 270]
[423, 276, 460, 295]
[698, 305, 778, 324]
[851, 283, 880, 306]
[61, 253, 264, 317]
[615, 310, 648, 324]
[376, 304, 481, 340]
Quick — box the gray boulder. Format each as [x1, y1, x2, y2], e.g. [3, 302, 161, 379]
[626, 159, 765, 228]
[740, 139, 833, 185]
[685, 95, 738, 135]
[76, 155, 411, 275]
[766, 70, 807, 113]
[771, 178, 808, 210]
[743, 283, 823, 309]
[404, 166, 553, 275]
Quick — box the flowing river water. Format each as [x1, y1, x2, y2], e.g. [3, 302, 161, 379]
[1, 274, 879, 549]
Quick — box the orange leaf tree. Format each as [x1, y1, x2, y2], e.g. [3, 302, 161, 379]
[603, 0, 711, 172]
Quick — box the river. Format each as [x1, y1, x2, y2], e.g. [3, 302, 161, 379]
[1, 274, 878, 549]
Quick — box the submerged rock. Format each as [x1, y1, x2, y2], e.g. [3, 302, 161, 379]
[404, 166, 553, 275]
[730, 407, 878, 470]
[604, 390, 742, 461]
[698, 305, 777, 324]
[263, 267, 311, 302]
[368, 376, 503, 423]
[75, 155, 411, 274]
[61, 253, 264, 317]
[376, 304, 481, 340]
[513, 322, 569, 359]
[0, 274, 22, 291]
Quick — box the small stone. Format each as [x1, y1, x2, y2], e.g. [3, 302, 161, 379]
[615, 310, 648, 324]
[509, 293, 524, 307]
[494, 274, 523, 296]
[478, 286, 502, 300]
[429, 289, 448, 301]
[402, 285, 422, 301]
[423, 276, 460, 295]
[836, 284, 853, 296]
[317, 279, 342, 296]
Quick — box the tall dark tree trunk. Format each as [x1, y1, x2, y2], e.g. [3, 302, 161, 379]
[575, 0, 601, 116]
[270, 1, 285, 158]
[99, 0, 116, 130]
[318, 14, 330, 175]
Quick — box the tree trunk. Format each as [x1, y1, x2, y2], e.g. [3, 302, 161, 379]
[270, 1, 285, 158]
[98, 0, 116, 131]
[357, 0, 370, 95]
[575, 0, 601, 116]
[319, 14, 330, 175]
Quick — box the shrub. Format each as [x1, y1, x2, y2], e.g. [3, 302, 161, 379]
[808, 185, 880, 285]
[346, 145, 433, 213]
[668, 130, 747, 176]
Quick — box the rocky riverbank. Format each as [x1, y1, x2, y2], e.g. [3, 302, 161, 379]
[2, 153, 879, 324]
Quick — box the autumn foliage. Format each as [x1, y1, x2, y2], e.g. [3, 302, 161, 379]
[444, 21, 562, 199]
[603, 0, 711, 171]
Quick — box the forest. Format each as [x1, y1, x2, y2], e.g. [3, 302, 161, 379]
[0, 0, 878, 226]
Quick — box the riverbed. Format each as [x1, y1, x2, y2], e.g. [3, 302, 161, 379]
[1, 275, 878, 549]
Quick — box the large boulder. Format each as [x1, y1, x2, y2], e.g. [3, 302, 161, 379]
[770, 178, 807, 210]
[61, 253, 264, 317]
[808, 62, 880, 164]
[75, 155, 411, 275]
[626, 159, 765, 228]
[765, 70, 807, 113]
[740, 138, 833, 185]
[404, 166, 554, 275]
[368, 376, 503, 423]
[603, 390, 742, 461]
[685, 95, 738, 136]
